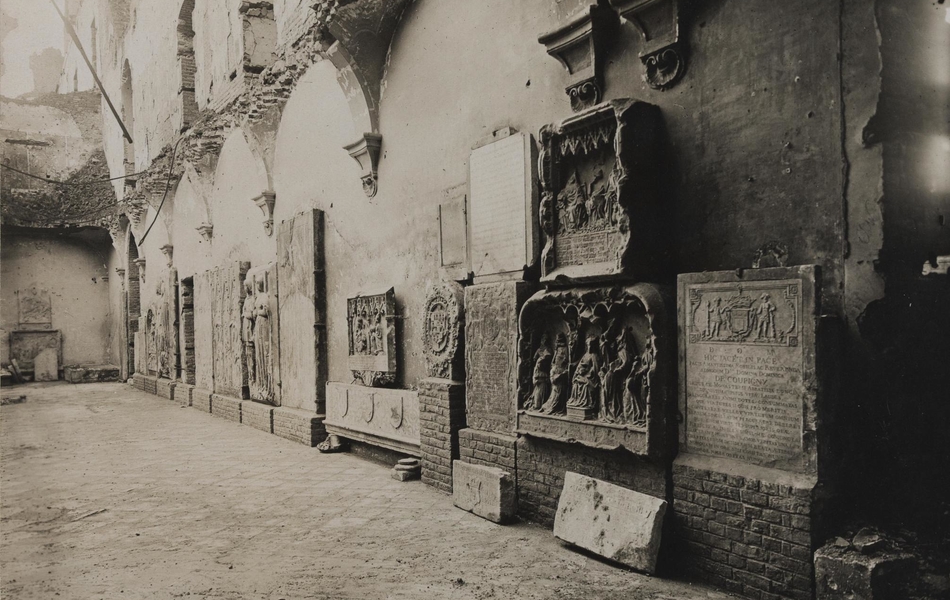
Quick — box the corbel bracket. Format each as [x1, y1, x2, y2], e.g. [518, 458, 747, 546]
[344, 133, 382, 198]
[610, 0, 686, 90]
[132, 258, 147, 284]
[252, 190, 277, 236]
[196, 222, 214, 241]
[539, 3, 619, 112]
[160, 244, 174, 266]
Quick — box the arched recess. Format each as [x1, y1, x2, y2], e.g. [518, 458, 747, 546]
[177, 0, 198, 132]
[232, 127, 277, 237]
[121, 60, 135, 173]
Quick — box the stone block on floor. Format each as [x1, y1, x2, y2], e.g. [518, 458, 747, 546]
[63, 365, 120, 383]
[815, 543, 915, 600]
[191, 388, 212, 412]
[452, 460, 516, 523]
[241, 401, 274, 434]
[554, 472, 667, 574]
[211, 394, 242, 423]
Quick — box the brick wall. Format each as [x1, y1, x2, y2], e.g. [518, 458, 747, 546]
[241, 401, 274, 434]
[459, 428, 516, 472]
[132, 374, 158, 395]
[272, 406, 326, 446]
[672, 459, 816, 600]
[419, 378, 466, 493]
[211, 394, 242, 423]
[516, 436, 668, 526]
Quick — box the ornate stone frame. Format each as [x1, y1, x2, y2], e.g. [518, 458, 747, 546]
[421, 280, 465, 381]
[515, 282, 674, 458]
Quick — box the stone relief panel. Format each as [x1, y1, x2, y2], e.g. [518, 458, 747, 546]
[347, 288, 397, 387]
[211, 261, 250, 398]
[422, 280, 464, 381]
[679, 267, 819, 472]
[16, 287, 52, 329]
[193, 271, 215, 390]
[243, 263, 280, 405]
[516, 283, 674, 457]
[538, 99, 664, 283]
[276, 210, 327, 412]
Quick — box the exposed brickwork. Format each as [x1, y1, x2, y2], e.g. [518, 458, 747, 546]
[672, 461, 815, 600]
[241, 401, 274, 434]
[419, 378, 466, 493]
[172, 383, 194, 406]
[272, 407, 325, 446]
[191, 388, 213, 413]
[211, 394, 242, 423]
[515, 436, 668, 527]
[156, 378, 177, 400]
[459, 428, 516, 472]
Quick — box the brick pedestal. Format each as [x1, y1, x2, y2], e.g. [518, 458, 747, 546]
[156, 378, 176, 400]
[173, 383, 194, 407]
[672, 454, 817, 600]
[132, 374, 158, 395]
[191, 388, 212, 412]
[419, 378, 466, 493]
[211, 394, 242, 423]
[241, 401, 274, 434]
[272, 406, 326, 446]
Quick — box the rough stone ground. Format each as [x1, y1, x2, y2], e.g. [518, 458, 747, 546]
[1, 382, 731, 600]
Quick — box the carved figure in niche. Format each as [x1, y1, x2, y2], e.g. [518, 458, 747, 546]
[702, 299, 715, 339]
[355, 309, 369, 354]
[557, 171, 586, 233]
[541, 333, 571, 415]
[598, 326, 634, 423]
[567, 336, 601, 411]
[586, 169, 607, 226]
[242, 279, 256, 385]
[711, 297, 726, 339]
[623, 336, 653, 426]
[370, 309, 383, 356]
[525, 333, 553, 411]
[755, 293, 777, 341]
[253, 277, 272, 399]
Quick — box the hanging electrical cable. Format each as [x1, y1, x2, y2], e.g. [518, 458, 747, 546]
[138, 136, 185, 245]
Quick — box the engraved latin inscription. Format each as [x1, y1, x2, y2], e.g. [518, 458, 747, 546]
[469, 133, 530, 276]
[684, 280, 803, 465]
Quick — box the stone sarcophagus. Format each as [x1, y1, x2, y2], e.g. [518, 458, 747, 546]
[538, 99, 666, 283]
[516, 283, 674, 458]
[347, 288, 397, 386]
[324, 382, 420, 456]
[242, 263, 280, 405]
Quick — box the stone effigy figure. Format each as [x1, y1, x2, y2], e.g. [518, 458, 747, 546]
[599, 327, 634, 423]
[355, 309, 369, 354]
[242, 279, 256, 385]
[568, 336, 601, 411]
[541, 333, 570, 415]
[755, 293, 777, 340]
[623, 336, 653, 426]
[253, 278, 271, 399]
[370, 309, 383, 356]
[526, 334, 553, 411]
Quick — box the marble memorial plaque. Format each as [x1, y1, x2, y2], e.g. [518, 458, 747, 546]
[468, 132, 537, 278]
[679, 267, 818, 470]
[193, 271, 215, 391]
[277, 210, 327, 412]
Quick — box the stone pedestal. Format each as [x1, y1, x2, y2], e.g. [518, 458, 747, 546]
[453, 460, 516, 523]
[211, 394, 242, 423]
[173, 383, 194, 407]
[156, 378, 176, 400]
[419, 378, 466, 493]
[191, 388, 213, 413]
[272, 406, 326, 446]
[241, 400, 274, 434]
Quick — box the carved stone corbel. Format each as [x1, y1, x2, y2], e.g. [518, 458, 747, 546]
[252, 190, 277, 235]
[344, 134, 382, 198]
[539, 3, 619, 112]
[115, 267, 126, 281]
[610, 0, 686, 90]
[196, 223, 214, 241]
[160, 244, 174, 266]
[132, 258, 147, 284]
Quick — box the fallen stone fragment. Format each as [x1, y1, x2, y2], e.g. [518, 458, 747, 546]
[553, 471, 667, 574]
[853, 527, 885, 554]
[452, 460, 516, 524]
[815, 543, 915, 599]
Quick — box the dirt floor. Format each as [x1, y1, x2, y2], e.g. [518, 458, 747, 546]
[0, 382, 732, 600]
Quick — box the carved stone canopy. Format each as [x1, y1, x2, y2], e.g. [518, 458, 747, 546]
[538, 2, 620, 112]
[537, 99, 667, 284]
[516, 282, 674, 458]
[253, 190, 277, 236]
[422, 280, 465, 381]
[344, 133, 382, 198]
[609, 0, 686, 90]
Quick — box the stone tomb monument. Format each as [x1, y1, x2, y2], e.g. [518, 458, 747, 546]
[242, 263, 280, 405]
[346, 288, 397, 387]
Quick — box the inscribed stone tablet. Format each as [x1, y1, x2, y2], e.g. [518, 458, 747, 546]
[17, 288, 52, 329]
[468, 132, 536, 277]
[679, 267, 818, 469]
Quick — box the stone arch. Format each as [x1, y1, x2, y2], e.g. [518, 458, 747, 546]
[121, 59, 135, 172]
[177, 0, 198, 132]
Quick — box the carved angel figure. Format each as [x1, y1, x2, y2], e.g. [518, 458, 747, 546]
[567, 336, 601, 411]
[525, 334, 553, 411]
[540, 333, 570, 415]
